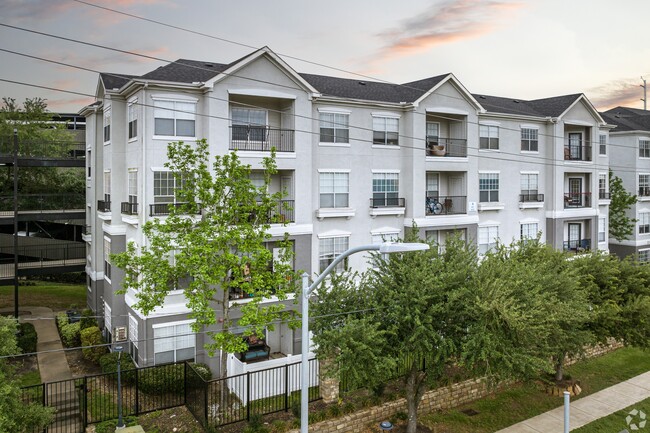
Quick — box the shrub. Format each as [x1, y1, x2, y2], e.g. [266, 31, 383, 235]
[81, 326, 108, 363]
[99, 352, 136, 385]
[17, 322, 37, 353]
[79, 309, 97, 330]
[326, 403, 342, 418]
[56, 312, 68, 332]
[290, 401, 301, 419]
[60, 322, 81, 348]
[270, 420, 289, 433]
[138, 363, 185, 395]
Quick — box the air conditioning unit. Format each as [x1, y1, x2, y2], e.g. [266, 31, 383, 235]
[113, 326, 128, 342]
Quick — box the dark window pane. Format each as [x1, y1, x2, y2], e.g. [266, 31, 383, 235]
[176, 119, 195, 137]
[155, 118, 174, 136]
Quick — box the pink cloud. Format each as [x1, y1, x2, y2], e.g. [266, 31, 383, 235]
[47, 96, 95, 111]
[371, 0, 523, 64]
[588, 76, 649, 111]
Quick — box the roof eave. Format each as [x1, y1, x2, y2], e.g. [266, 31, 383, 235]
[412, 74, 485, 113]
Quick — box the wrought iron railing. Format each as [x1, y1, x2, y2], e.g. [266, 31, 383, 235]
[425, 195, 466, 215]
[426, 138, 467, 157]
[563, 239, 591, 252]
[519, 193, 545, 202]
[599, 191, 611, 200]
[369, 197, 405, 208]
[564, 192, 592, 208]
[564, 143, 592, 161]
[120, 202, 138, 215]
[229, 126, 294, 152]
[149, 202, 202, 217]
[97, 200, 110, 213]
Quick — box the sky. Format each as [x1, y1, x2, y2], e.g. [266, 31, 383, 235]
[1, 0, 649, 114]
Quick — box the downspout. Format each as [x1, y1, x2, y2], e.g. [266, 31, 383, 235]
[141, 82, 148, 364]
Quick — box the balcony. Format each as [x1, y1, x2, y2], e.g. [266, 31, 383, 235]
[564, 192, 591, 208]
[426, 138, 467, 158]
[563, 239, 591, 252]
[82, 225, 91, 236]
[370, 197, 405, 208]
[149, 202, 202, 217]
[639, 187, 650, 198]
[519, 193, 544, 203]
[425, 195, 466, 216]
[564, 143, 592, 161]
[229, 126, 294, 152]
[97, 200, 111, 213]
[120, 202, 138, 215]
[599, 191, 611, 200]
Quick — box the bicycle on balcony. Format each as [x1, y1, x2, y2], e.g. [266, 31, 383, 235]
[426, 197, 444, 215]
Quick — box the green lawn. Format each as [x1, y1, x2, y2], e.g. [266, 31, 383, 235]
[16, 369, 42, 387]
[0, 280, 86, 311]
[573, 396, 650, 432]
[422, 347, 650, 433]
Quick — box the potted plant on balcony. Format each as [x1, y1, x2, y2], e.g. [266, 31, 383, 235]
[431, 145, 446, 156]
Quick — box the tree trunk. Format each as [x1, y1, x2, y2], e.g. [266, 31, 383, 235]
[554, 352, 566, 382]
[404, 361, 427, 433]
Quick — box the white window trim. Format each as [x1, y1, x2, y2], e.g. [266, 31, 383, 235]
[520, 125, 539, 153]
[317, 230, 352, 239]
[318, 107, 352, 114]
[371, 111, 401, 119]
[103, 107, 111, 145]
[318, 110, 351, 147]
[152, 96, 198, 140]
[371, 169, 400, 174]
[151, 319, 195, 329]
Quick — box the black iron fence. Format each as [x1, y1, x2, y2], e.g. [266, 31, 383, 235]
[0, 194, 85, 212]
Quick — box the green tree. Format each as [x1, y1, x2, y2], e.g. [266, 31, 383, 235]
[313, 234, 572, 433]
[0, 316, 53, 432]
[609, 169, 637, 241]
[615, 257, 650, 348]
[112, 139, 297, 378]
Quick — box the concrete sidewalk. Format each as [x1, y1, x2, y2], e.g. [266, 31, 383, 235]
[23, 306, 72, 382]
[496, 370, 650, 432]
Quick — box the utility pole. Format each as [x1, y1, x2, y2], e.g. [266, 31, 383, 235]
[13, 129, 19, 318]
[641, 76, 647, 111]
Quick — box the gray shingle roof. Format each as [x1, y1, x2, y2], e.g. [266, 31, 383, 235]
[472, 93, 583, 117]
[527, 94, 583, 117]
[100, 73, 138, 90]
[140, 59, 227, 83]
[603, 107, 650, 132]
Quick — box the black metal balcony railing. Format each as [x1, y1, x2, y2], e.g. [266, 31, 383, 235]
[149, 202, 202, 217]
[519, 193, 545, 203]
[564, 192, 592, 208]
[229, 126, 295, 152]
[563, 239, 591, 252]
[120, 202, 138, 215]
[599, 191, 611, 200]
[0, 139, 85, 159]
[0, 193, 85, 212]
[82, 225, 91, 236]
[426, 138, 468, 158]
[639, 187, 650, 197]
[564, 143, 592, 161]
[97, 200, 111, 213]
[0, 242, 86, 265]
[370, 197, 406, 208]
[425, 195, 467, 216]
[273, 199, 295, 223]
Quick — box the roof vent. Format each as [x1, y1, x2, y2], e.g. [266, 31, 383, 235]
[513, 100, 520, 103]
[205, 63, 213, 67]
[358, 81, 366, 86]
[479, 95, 486, 99]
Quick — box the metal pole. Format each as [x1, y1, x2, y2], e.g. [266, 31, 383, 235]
[300, 272, 309, 433]
[116, 348, 124, 429]
[563, 390, 570, 433]
[13, 129, 19, 319]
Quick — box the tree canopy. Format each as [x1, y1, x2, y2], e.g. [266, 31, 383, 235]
[609, 169, 637, 241]
[112, 139, 298, 378]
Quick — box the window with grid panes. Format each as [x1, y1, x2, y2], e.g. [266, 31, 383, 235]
[154, 100, 196, 137]
[320, 112, 349, 143]
[231, 108, 267, 141]
[128, 314, 138, 362]
[103, 109, 111, 142]
[103, 171, 111, 203]
[639, 249, 650, 262]
[154, 171, 178, 203]
[128, 170, 137, 205]
[521, 128, 538, 151]
[372, 173, 399, 207]
[478, 226, 498, 254]
[640, 174, 650, 197]
[103, 301, 112, 343]
[480, 125, 499, 150]
[103, 238, 111, 280]
[319, 172, 349, 208]
[372, 116, 399, 145]
[520, 173, 539, 202]
[128, 101, 138, 139]
[640, 140, 650, 158]
[479, 173, 499, 202]
[520, 223, 538, 242]
[640, 212, 650, 234]
[598, 218, 606, 242]
[599, 173, 608, 199]
[426, 173, 439, 198]
[319, 236, 349, 273]
[599, 134, 607, 155]
[153, 322, 195, 364]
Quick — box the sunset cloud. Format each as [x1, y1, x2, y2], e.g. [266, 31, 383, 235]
[374, 0, 523, 62]
[588, 76, 649, 111]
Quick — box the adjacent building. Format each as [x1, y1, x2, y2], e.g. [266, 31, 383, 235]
[80, 47, 612, 374]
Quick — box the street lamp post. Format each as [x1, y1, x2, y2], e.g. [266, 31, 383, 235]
[114, 345, 125, 430]
[300, 242, 429, 433]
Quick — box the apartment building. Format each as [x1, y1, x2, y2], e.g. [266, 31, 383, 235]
[602, 107, 650, 260]
[80, 46, 610, 374]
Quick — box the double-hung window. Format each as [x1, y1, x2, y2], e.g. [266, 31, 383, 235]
[521, 128, 538, 152]
[520, 173, 539, 202]
[231, 107, 267, 142]
[103, 301, 112, 343]
[154, 100, 196, 137]
[599, 173, 608, 199]
[520, 223, 538, 242]
[598, 217, 606, 243]
[103, 237, 111, 281]
[640, 139, 650, 158]
[320, 112, 349, 143]
[128, 314, 138, 363]
[639, 249, 650, 262]
[319, 172, 349, 208]
[319, 236, 349, 273]
[479, 125, 499, 150]
[103, 171, 111, 204]
[153, 322, 195, 364]
[599, 134, 607, 155]
[478, 226, 499, 255]
[640, 212, 650, 234]
[128, 170, 138, 205]
[153, 171, 183, 203]
[640, 174, 650, 197]
[103, 109, 111, 143]
[372, 173, 399, 207]
[372, 116, 399, 146]
[128, 100, 138, 139]
[479, 173, 499, 203]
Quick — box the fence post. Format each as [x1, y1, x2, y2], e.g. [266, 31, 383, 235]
[203, 377, 208, 427]
[83, 376, 88, 428]
[135, 365, 139, 415]
[284, 363, 289, 412]
[246, 371, 251, 421]
[183, 362, 187, 406]
[42, 382, 47, 433]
